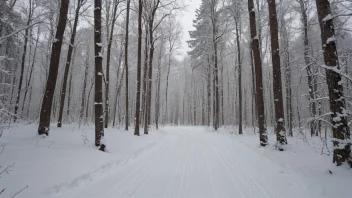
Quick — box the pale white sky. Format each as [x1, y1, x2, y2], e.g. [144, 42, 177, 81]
[176, 0, 202, 60]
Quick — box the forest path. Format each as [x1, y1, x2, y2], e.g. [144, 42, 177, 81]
[60, 127, 315, 198]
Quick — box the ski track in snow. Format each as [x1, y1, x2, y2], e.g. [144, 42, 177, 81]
[47, 127, 319, 198]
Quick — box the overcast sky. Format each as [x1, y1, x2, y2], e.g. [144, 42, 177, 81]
[176, 0, 201, 60]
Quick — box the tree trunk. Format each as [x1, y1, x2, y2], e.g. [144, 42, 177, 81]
[141, 26, 149, 127]
[299, 0, 317, 137]
[80, 46, 89, 125]
[234, 13, 242, 135]
[38, 0, 69, 135]
[315, 0, 351, 166]
[21, 25, 39, 117]
[94, 0, 105, 151]
[124, 0, 130, 131]
[267, 0, 287, 150]
[57, 0, 82, 127]
[248, 0, 268, 146]
[14, 0, 33, 123]
[104, 0, 119, 129]
[155, 38, 163, 129]
[134, 0, 143, 136]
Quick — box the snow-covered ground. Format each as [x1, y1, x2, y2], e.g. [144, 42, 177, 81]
[1, 124, 351, 198]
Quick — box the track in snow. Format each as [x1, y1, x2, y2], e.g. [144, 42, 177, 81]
[52, 127, 316, 198]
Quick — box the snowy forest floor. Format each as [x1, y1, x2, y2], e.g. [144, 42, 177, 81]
[1, 124, 351, 198]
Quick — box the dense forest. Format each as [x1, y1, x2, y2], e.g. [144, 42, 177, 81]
[1, 0, 352, 169]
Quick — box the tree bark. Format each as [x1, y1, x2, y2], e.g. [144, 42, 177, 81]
[14, 0, 33, 123]
[94, 0, 105, 151]
[38, 0, 69, 135]
[315, 0, 351, 166]
[104, 0, 120, 128]
[248, 0, 267, 146]
[234, 12, 242, 135]
[134, 0, 143, 136]
[124, 0, 130, 131]
[57, 0, 83, 127]
[299, 0, 317, 137]
[141, 26, 149, 127]
[267, 0, 287, 150]
[80, 46, 89, 125]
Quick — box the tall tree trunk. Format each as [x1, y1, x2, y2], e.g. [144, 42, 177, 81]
[315, 0, 351, 166]
[280, 16, 293, 137]
[67, 63, 74, 118]
[141, 26, 149, 126]
[94, 0, 105, 151]
[155, 39, 163, 129]
[104, 0, 120, 128]
[145, 20, 155, 134]
[267, 0, 287, 150]
[299, 0, 317, 137]
[38, 0, 69, 135]
[124, 0, 130, 131]
[22, 25, 39, 116]
[144, 1, 160, 133]
[134, 0, 143, 136]
[248, 0, 268, 146]
[250, 42, 257, 133]
[165, 48, 172, 124]
[80, 46, 89, 125]
[207, 59, 211, 126]
[57, 0, 82, 127]
[234, 13, 242, 135]
[14, 0, 33, 123]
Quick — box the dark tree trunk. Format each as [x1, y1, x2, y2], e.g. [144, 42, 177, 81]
[267, 0, 287, 150]
[234, 14, 242, 135]
[315, 0, 351, 166]
[124, 0, 130, 131]
[14, 0, 33, 123]
[207, 59, 211, 126]
[134, 0, 143, 136]
[94, 0, 105, 151]
[144, 1, 160, 134]
[57, 0, 83, 128]
[213, 40, 219, 131]
[38, 0, 69, 135]
[248, 0, 268, 146]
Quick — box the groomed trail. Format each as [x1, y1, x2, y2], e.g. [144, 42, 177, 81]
[51, 127, 316, 198]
